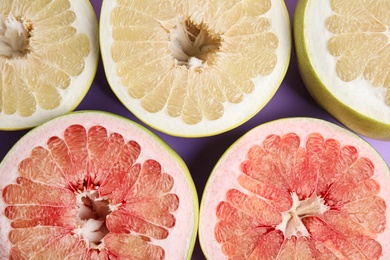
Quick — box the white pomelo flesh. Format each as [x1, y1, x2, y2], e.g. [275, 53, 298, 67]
[199, 117, 390, 259]
[100, 0, 291, 137]
[0, 0, 99, 130]
[294, 0, 390, 140]
[0, 111, 198, 259]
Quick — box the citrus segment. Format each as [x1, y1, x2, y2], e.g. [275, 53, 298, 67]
[302, 216, 382, 259]
[0, 0, 98, 130]
[100, 0, 291, 137]
[0, 111, 198, 259]
[7, 227, 72, 258]
[237, 174, 293, 212]
[326, 0, 390, 88]
[199, 118, 390, 259]
[106, 210, 170, 239]
[104, 233, 165, 259]
[5, 205, 77, 229]
[294, 0, 390, 139]
[3, 177, 75, 206]
[14, 233, 80, 259]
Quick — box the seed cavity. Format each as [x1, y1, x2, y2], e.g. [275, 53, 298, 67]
[164, 17, 221, 70]
[0, 14, 32, 59]
[74, 189, 110, 249]
[277, 192, 329, 238]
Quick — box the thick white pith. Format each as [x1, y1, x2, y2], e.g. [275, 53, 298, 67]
[277, 193, 329, 238]
[0, 14, 31, 58]
[303, 0, 390, 124]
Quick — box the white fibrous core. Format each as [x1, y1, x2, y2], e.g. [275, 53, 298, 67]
[277, 193, 329, 238]
[73, 189, 111, 249]
[165, 17, 221, 70]
[0, 14, 32, 58]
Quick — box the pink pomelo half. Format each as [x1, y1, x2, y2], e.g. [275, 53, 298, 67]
[199, 117, 390, 259]
[0, 111, 198, 259]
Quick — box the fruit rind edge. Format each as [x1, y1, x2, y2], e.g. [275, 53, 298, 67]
[293, 0, 390, 141]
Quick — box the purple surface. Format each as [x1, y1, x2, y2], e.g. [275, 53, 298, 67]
[0, 1, 389, 259]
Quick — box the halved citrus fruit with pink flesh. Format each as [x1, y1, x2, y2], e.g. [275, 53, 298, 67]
[294, 0, 390, 140]
[0, 111, 198, 259]
[199, 117, 390, 259]
[0, 0, 99, 130]
[99, 0, 291, 137]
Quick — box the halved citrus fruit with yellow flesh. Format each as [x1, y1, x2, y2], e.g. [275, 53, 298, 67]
[100, 0, 291, 137]
[0, 0, 99, 130]
[0, 111, 198, 259]
[294, 0, 390, 140]
[199, 117, 390, 259]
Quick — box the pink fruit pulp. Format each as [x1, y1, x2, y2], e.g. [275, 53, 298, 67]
[199, 117, 390, 259]
[0, 112, 197, 259]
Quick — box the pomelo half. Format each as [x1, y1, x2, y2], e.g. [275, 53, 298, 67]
[199, 117, 390, 259]
[0, 111, 198, 259]
[294, 0, 390, 140]
[0, 0, 99, 130]
[99, 0, 291, 137]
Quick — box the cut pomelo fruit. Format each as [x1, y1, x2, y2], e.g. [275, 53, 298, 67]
[0, 111, 198, 259]
[100, 0, 291, 137]
[0, 0, 99, 130]
[199, 117, 390, 259]
[294, 0, 390, 140]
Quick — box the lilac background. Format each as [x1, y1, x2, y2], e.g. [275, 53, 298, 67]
[0, 1, 389, 259]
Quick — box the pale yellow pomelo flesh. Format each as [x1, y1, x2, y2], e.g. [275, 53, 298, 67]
[294, 0, 390, 140]
[0, 0, 99, 130]
[199, 117, 390, 259]
[100, 0, 291, 137]
[0, 111, 198, 259]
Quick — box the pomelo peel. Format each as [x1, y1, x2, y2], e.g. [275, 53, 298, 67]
[0, 111, 198, 259]
[199, 117, 390, 259]
[294, 0, 390, 141]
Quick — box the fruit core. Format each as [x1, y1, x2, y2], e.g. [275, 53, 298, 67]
[0, 14, 32, 59]
[167, 18, 221, 70]
[74, 187, 111, 249]
[277, 192, 329, 238]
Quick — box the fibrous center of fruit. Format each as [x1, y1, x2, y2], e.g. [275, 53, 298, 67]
[74, 189, 110, 249]
[277, 192, 329, 238]
[0, 14, 32, 58]
[166, 17, 221, 70]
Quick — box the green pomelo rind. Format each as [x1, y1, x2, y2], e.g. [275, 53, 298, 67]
[0, 110, 198, 260]
[294, 0, 390, 141]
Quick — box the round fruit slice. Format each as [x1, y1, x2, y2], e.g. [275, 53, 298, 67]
[100, 0, 291, 137]
[0, 111, 198, 259]
[0, 0, 99, 130]
[294, 0, 390, 140]
[199, 117, 390, 259]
